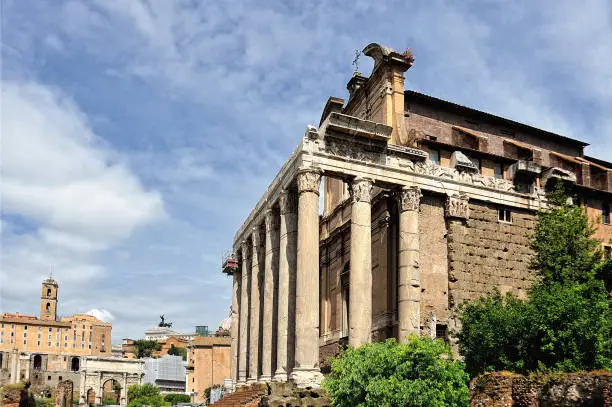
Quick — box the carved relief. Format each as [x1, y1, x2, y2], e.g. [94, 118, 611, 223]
[398, 186, 421, 212]
[279, 189, 298, 215]
[446, 194, 470, 219]
[350, 177, 374, 204]
[323, 137, 382, 163]
[297, 170, 322, 194]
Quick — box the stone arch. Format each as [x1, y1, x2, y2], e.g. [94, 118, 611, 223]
[33, 354, 42, 370]
[70, 357, 79, 372]
[47, 288, 52, 297]
[45, 302, 51, 312]
[102, 379, 121, 405]
[86, 389, 95, 407]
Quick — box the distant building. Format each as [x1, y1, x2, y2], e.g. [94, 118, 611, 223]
[144, 326, 195, 342]
[185, 336, 230, 403]
[0, 278, 111, 357]
[143, 355, 186, 393]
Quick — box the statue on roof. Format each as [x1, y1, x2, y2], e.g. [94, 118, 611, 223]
[158, 314, 173, 328]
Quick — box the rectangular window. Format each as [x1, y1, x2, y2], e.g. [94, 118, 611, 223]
[23, 340, 26, 345]
[1, 338, 4, 344]
[37, 341, 40, 346]
[48, 328, 52, 332]
[64, 336, 68, 341]
[64, 343, 68, 348]
[498, 208, 512, 223]
[81, 344, 85, 349]
[23, 333, 27, 338]
[88, 344, 91, 349]
[493, 163, 503, 179]
[11, 324, 14, 329]
[38, 327, 41, 331]
[428, 148, 440, 165]
[10, 332, 14, 337]
[38, 333, 41, 339]
[603, 203, 610, 225]
[48, 342, 51, 346]
[470, 157, 481, 173]
[24, 325, 28, 330]
[56, 342, 59, 347]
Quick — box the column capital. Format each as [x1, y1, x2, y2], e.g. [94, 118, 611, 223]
[296, 169, 322, 195]
[279, 189, 298, 215]
[398, 186, 422, 212]
[349, 177, 374, 204]
[446, 193, 470, 219]
[240, 240, 250, 258]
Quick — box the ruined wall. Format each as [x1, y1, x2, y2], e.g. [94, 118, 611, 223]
[447, 201, 535, 309]
[418, 194, 449, 337]
[470, 372, 612, 407]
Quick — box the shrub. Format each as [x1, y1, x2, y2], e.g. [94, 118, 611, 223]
[127, 383, 165, 407]
[164, 393, 191, 404]
[323, 337, 469, 407]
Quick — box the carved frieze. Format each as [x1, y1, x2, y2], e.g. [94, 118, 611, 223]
[350, 177, 374, 204]
[279, 189, 298, 215]
[446, 194, 470, 220]
[398, 186, 422, 212]
[297, 170, 322, 194]
[324, 136, 382, 163]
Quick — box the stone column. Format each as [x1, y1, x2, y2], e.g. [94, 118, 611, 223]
[238, 241, 250, 383]
[230, 263, 240, 383]
[261, 209, 280, 381]
[291, 169, 323, 387]
[274, 189, 298, 381]
[397, 186, 422, 342]
[248, 228, 262, 383]
[349, 177, 374, 347]
[121, 372, 128, 404]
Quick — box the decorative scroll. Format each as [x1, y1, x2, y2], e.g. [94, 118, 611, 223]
[279, 189, 298, 215]
[398, 186, 421, 212]
[446, 194, 470, 220]
[350, 177, 374, 204]
[297, 170, 322, 194]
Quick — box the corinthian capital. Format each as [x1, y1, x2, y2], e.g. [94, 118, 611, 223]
[446, 194, 470, 219]
[279, 189, 298, 215]
[398, 186, 421, 212]
[240, 240, 250, 260]
[350, 177, 374, 204]
[297, 169, 322, 195]
[264, 208, 279, 232]
[252, 226, 263, 248]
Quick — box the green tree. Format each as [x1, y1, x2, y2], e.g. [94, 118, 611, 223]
[167, 344, 187, 361]
[457, 184, 612, 376]
[163, 393, 191, 404]
[127, 383, 165, 407]
[133, 340, 162, 358]
[323, 337, 469, 407]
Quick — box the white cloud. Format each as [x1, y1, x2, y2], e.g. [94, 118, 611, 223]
[86, 308, 115, 322]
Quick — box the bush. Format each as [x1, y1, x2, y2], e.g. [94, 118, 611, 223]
[127, 383, 165, 407]
[323, 337, 469, 407]
[164, 393, 191, 404]
[457, 185, 612, 376]
[133, 340, 162, 358]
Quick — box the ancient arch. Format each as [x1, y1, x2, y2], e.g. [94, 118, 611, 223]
[86, 389, 95, 407]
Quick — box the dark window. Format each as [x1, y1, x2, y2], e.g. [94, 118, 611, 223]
[603, 203, 610, 225]
[33, 355, 42, 370]
[47, 376, 51, 380]
[470, 157, 481, 173]
[428, 148, 440, 165]
[493, 163, 503, 179]
[46, 288, 51, 297]
[435, 324, 448, 342]
[58, 376, 62, 381]
[45, 303, 50, 312]
[498, 208, 512, 223]
[71, 357, 80, 372]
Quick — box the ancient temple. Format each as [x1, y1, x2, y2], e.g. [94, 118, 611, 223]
[221, 43, 612, 388]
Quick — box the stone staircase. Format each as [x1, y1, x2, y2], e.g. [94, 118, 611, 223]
[210, 382, 330, 407]
[209, 384, 266, 406]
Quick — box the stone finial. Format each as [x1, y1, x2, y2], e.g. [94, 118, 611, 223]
[297, 169, 322, 195]
[362, 43, 414, 72]
[446, 194, 470, 219]
[349, 177, 374, 204]
[279, 189, 298, 215]
[398, 186, 422, 212]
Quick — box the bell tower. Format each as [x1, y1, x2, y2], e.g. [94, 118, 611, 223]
[40, 276, 58, 321]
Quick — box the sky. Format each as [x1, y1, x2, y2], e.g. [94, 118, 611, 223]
[1, 0, 611, 342]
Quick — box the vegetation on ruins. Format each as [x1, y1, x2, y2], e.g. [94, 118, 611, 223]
[167, 344, 187, 361]
[127, 383, 165, 407]
[457, 183, 612, 377]
[322, 337, 469, 407]
[133, 339, 162, 358]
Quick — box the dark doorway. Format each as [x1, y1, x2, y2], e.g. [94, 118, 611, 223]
[33, 354, 42, 370]
[71, 357, 79, 372]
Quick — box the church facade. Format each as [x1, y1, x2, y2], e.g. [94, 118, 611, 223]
[221, 43, 612, 387]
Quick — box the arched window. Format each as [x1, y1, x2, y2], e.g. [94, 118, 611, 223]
[71, 357, 80, 372]
[46, 288, 52, 297]
[33, 354, 42, 370]
[45, 303, 51, 312]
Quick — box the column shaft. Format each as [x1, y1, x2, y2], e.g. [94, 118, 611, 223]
[230, 268, 240, 383]
[291, 170, 323, 387]
[248, 228, 262, 383]
[274, 189, 297, 381]
[261, 209, 279, 381]
[238, 242, 250, 383]
[398, 186, 422, 342]
[349, 177, 374, 347]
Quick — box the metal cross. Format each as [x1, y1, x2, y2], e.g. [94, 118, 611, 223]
[352, 49, 361, 73]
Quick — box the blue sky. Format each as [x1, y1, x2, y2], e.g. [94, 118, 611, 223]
[1, 0, 611, 342]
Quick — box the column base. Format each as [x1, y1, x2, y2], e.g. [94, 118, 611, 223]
[236, 379, 247, 387]
[259, 374, 273, 382]
[272, 371, 288, 382]
[246, 377, 258, 385]
[290, 368, 323, 388]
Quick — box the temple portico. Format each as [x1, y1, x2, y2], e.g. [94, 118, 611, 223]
[221, 43, 611, 388]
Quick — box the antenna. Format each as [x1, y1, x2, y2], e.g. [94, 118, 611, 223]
[352, 49, 361, 74]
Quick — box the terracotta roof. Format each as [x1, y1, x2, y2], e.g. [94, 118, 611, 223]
[503, 138, 538, 152]
[575, 156, 610, 171]
[0, 316, 71, 327]
[550, 151, 581, 165]
[189, 336, 231, 347]
[452, 125, 488, 139]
